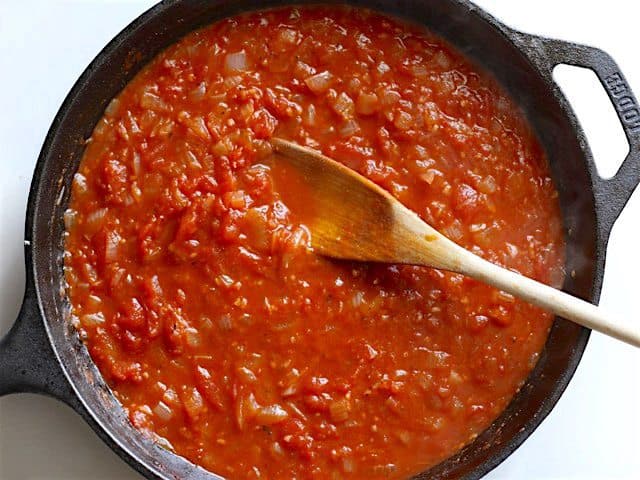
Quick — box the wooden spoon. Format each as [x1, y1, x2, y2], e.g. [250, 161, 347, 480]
[270, 137, 640, 348]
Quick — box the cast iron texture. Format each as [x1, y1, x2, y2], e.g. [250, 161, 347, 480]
[1, 1, 640, 479]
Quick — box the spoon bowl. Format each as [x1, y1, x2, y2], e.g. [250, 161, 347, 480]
[271, 137, 640, 348]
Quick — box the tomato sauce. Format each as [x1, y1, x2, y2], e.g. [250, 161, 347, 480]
[64, 6, 565, 479]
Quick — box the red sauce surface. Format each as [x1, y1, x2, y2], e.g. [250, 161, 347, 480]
[64, 7, 564, 479]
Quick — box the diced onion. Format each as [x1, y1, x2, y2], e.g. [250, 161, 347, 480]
[385, 396, 400, 412]
[212, 138, 233, 157]
[218, 314, 232, 331]
[183, 387, 206, 422]
[255, 404, 289, 425]
[286, 401, 307, 421]
[377, 61, 391, 75]
[478, 175, 497, 194]
[86, 208, 108, 232]
[82, 263, 98, 284]
[104, 231, 121, 263]
[185, 327, 200, 348]
[412, 64, 428, 78]
[178, 112, 210, 141]
[443, 221, 463, 241]
[73, 173, 88, 196]
[271, 442, 284, 456]
[126, 110, 141, 134]
[238, 367, 257, 383]
[305, 71, 333, 95]
[303, 104, 316, 127]
[184, 150, 202, 170]
[132, 184, 142, 204]
[154, 435, 175, 452]
[149, 275, 163, 297]
[281, 384, 298, 397]
[86, 295, 102, 311]
[295, 61, 316, 78]
[225, 51, 248, 73]
[380, 88, 401, 108]
[224, 75, 242, 89]
[289, 226, 310, 250]
[331, 92, 355, 119]
[278, 28, 298, 45]
[236, 392, 259, 430]
[163, 388, 179, 405]
[140, 91, 169, 112]
[505, 242, 519, 257]
[365, 343, 378, 360]
[242, 207, 270, 251]
[110, 268, 126, 290]
[239, 102, 255, 121]
[245, 393, 261, 417]
[355, 92, 379, 115]
[434, 50, 451, 69]
[352, 291, 365, 308]
[192, 117, 211, 140]
[105, 98, 120, 117]
[224, 190, 246, 210]
[189, 82, 206, 101]
[417, 372, 434, 391]
[494, 290, 515, 303]
[64, 209, 77, 230]
[132, 151, 142, 177]
[216, 274, 235, 288]
[82, 312, 105, 326]
[393, 111, 413, 131]
[154, 401, 174, 422]
[419, 169, 440, 185]
[340, 119, 360, 138]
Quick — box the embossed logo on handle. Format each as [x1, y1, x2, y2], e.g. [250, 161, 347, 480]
[604, 72, 640, 134]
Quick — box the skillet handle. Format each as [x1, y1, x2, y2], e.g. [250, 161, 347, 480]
[0, 284, 75, 402]
[524, 36, 640, 236]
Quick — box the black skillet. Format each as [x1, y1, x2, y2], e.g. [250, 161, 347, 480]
[1, 1, 639, 479]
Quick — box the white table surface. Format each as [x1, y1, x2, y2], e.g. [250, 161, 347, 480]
[1, 1, 639, 479]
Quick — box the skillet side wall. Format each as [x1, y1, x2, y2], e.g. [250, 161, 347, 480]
[27, 1, 598, 479]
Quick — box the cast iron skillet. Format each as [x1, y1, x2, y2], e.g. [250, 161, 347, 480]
[1, 1, 639, 479]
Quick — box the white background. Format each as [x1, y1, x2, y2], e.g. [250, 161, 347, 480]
[1, 1, 639, 479]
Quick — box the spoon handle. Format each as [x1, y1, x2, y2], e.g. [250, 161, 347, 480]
[457, 249, 640, 348]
